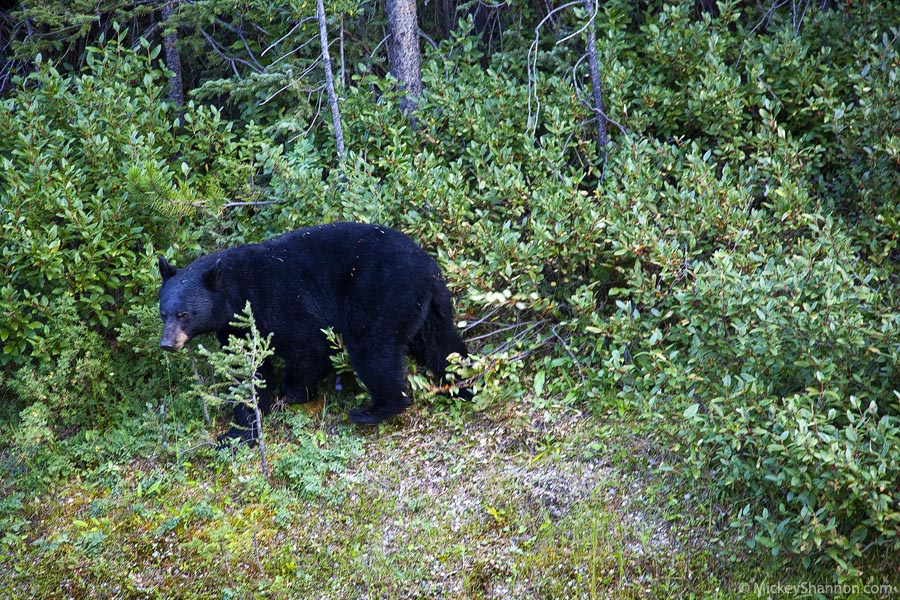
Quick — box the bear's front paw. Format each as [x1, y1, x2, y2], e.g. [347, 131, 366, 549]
[217, 427, 257, 448]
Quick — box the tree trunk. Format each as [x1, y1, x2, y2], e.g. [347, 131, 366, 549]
[339, 14, 346, 88]
[583, 0, 608, 159]
[316, 0, 346, 158]
[385, 0, 422, 117]
[161, 2, 184, 109]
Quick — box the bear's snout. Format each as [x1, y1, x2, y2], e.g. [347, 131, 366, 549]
[160, 325, 189, 352]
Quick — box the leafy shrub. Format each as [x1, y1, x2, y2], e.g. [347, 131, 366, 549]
[0, 297, 199, 492]
[828, 28, 900, 267]
[4, 402, 73, 491]
[596, 212, 900, 570]
[1, 0, 898, 581]
[0, 29, 269, 367]
[7, 298, 114, 430]
[0, 492, 27, 551]
[0, 39, 169, 363]
[574, 10, 900, 573]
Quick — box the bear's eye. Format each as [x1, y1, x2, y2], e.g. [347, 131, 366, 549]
[159, 312, 167, 321]
[177, 312, 189, 320]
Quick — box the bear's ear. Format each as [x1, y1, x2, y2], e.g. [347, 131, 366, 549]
[159, 256, 177, 281]
[203, 259, 225, 292]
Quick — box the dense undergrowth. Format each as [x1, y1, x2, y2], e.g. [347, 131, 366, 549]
[1, 0, 899, 590]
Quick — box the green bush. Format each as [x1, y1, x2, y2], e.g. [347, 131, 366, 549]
[0, 30, 270, 367]
[1, 39, 170, 363]
[595, 213, 900, 570]
[6, 298, 114, 430]
[272, 410, 362, 499]
[571, 4, 900, 573]
[5, 402, 73, 490]
[1, 0, 898, 581]
[829, 28, 900, 267]
[0, 297, 199, 492]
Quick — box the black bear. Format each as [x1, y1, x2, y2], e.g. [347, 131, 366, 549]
[158, 222, 469, 443]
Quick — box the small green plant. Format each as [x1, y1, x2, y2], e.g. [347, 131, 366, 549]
[273, 409, 362, 499]
[0, 492, 27, 552]
[197, 302, 274, 478]
[321, 327, 357, 384]
[591, 205, 900, 574]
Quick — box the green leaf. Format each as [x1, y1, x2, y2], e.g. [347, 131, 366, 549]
[533, 370, 545, 397]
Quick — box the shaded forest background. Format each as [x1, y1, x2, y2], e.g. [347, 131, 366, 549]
[1, 0, 899, 592]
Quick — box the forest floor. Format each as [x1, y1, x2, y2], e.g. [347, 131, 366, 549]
[1, 391, 895, 598]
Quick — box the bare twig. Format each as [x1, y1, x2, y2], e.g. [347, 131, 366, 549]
[527, 0, 583, 138]
[491, 321, 549, 355]
[551, 325, 586, 384]
[199, 28, 263, 77]
[252, 531, 266, 575]
[555, 0, 597, 46]
[288, 87, 327, 144]
[460, 305, 508, 333]
[212, 16, 265, 71]
[316, 0, 347, 158]
[419, 27, 439, 51]
[261, 17, 316, 57]
[260, 56, 323, 106]
[221, 200, 288, 209]
[369, 34, 392, 59]
[791, 0, 813, 36]
[269, 35, 320, 68]
[466, 320, 546, 343]
[750, 0, 790, 35]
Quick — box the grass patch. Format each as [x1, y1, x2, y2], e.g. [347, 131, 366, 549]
[1, 390, 898, 598]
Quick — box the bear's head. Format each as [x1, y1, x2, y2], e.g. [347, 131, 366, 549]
[157, 256, 235, 351]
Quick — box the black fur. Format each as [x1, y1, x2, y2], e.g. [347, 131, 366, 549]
[158, 222, 468, 443]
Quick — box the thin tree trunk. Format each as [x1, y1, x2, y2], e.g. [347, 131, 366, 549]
[583, 0, 608, 159]
[385, 0, 422, 117]
[316, 0, 346, 157]
[0, 14, 11, 95]
[253, 402, 268, 480]
[339, 14, 346, 88]
[161, 1, 184, 110]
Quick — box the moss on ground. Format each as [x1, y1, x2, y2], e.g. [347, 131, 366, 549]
[1, 395, 897, 599]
